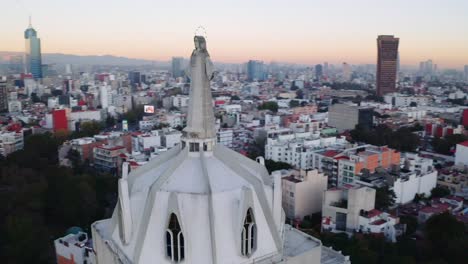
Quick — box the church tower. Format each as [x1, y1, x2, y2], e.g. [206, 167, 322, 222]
[91, 36, 349, 264]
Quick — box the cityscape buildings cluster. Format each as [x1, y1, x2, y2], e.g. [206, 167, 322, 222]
[0, 15, 467, 264]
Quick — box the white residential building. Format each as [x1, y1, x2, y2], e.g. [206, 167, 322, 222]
[172, 95, 189, 108]
[455, 141, 468, 166]
[265, 134, 348, 170]
[217, 129, 234, 148]
[384, 93, 431, 107]
[132, 131, 162, 153]
[54, 231, 96, 264]
[161, 130, 182, 148]
[280, 169, 328, 220]
[321, 185, 399, 242]
[0, 131, 24, 157]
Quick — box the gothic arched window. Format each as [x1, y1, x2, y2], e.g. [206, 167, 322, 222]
[241, 208, 257, 257]
[166, 213, 185, 262]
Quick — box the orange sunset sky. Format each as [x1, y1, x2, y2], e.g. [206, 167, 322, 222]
[2, 0, 467, 68]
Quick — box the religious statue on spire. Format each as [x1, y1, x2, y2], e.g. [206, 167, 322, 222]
[183, 35, 216, 140]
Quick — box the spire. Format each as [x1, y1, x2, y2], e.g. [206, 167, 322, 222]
[183, 36, 216, 141]
[28, 15, 32, 28]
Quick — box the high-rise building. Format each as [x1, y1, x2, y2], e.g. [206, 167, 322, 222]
[24, 18, 42, 79]
[0, 78, 8, 112]
[323, 62, 329, 77]
[247, 60, 265, 81]
[171, 57, 184, 78]
[128, 71, 140, 87]
[315, 64, 323, 80]
[328, 103, 374, 132]
[464, 65, 468, 81]
[376, 35, 399, 96]
[342, 62, 351, 81]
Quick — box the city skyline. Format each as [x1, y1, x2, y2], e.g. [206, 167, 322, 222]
[2, 0, 468, 68]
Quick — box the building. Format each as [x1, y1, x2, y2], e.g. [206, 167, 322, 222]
[0, 78, 8, 112]
[54, 230, 96, 264]
[464, 65, 468, 82]
[356, 153, 437, 204]
[280, 169, 328, 220]
[437, 165, 468, 197]
[383, 93, 431, 107]
[128, 71, 141, 87]
[217, 128, 234, 148]
[131, 130, 162, 153]
[462, 109, 468, 127]
[93, 144, 127, 173]
[171, 57, 185, 78]
[376, 35, 399, 96]
[315, 64, 323, 80]
[99, 85, 112, 109]
[328, 103, 374, 132]
[342, 62, 351, 81]
[247, 60, 265, 81]
[322, 185, 398, 241]
[24, 18, 42, 79]
[0, 131, 24, 157]
[53, 109, 69, 132]
[90, 36, 349, 264]
[455, 141, 468, 166]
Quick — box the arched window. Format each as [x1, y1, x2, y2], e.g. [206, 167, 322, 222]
[166, 213, 184, 262]
[241, 208, 257, 257]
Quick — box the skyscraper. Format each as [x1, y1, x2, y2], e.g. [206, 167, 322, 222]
[376, 35, 399, 96]
[342, 62, 351, 81]
[171, 57, 184, 78]
[247, 60, 265, 81]
[24, 18, 42, 79]
[315, 64, 323, 80]
[464, 65, 468, 81]
[128, 71, 140, 88]
[323, 62, 329, 77]
[0, 78, 8, 112]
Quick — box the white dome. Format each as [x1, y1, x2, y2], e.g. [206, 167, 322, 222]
[92, 144, 284, 263]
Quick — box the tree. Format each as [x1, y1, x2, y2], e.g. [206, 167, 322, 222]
[296, 89, 304, 99]
[430, 186, 450, 198]
[105, 115, 116, 128]
[424, 212, 468, 263]
[258, 101, 279, 113]
[264, 159, 292, 173]
[375, 186, 396, 210]
[289, 100, 300, 108]
[231, 95, 241, 100]
[400, 215, 418, 235]
[79, 121, 103, 137]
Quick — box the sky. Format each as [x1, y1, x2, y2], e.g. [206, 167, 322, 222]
[1, 0, 468, 68]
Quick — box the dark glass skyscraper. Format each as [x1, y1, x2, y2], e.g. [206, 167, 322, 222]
[315, 64, 323, 80]
[171, 57, 184, 78]
[247, 60, 265, 81]
[376, 35, 399, 96]
[24, 20, 42, 79]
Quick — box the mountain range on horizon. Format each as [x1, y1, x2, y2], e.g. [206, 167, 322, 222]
[0, 51, 166, 66]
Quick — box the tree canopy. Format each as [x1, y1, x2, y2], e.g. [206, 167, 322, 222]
[258, 101, 279, 113]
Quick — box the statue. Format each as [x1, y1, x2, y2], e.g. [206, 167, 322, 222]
[183, 36, 216, 139]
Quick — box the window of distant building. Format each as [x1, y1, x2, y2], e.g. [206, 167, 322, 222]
[166, 213, 185, 262]
[241, 208, 257, 257]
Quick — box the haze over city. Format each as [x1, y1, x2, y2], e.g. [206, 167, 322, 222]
[3, 0, 468, 68]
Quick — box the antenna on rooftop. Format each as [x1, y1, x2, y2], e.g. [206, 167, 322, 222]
[28, 15, 32, 27]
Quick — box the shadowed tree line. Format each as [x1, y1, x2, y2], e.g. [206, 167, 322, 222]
[0, 133, 118, 263]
